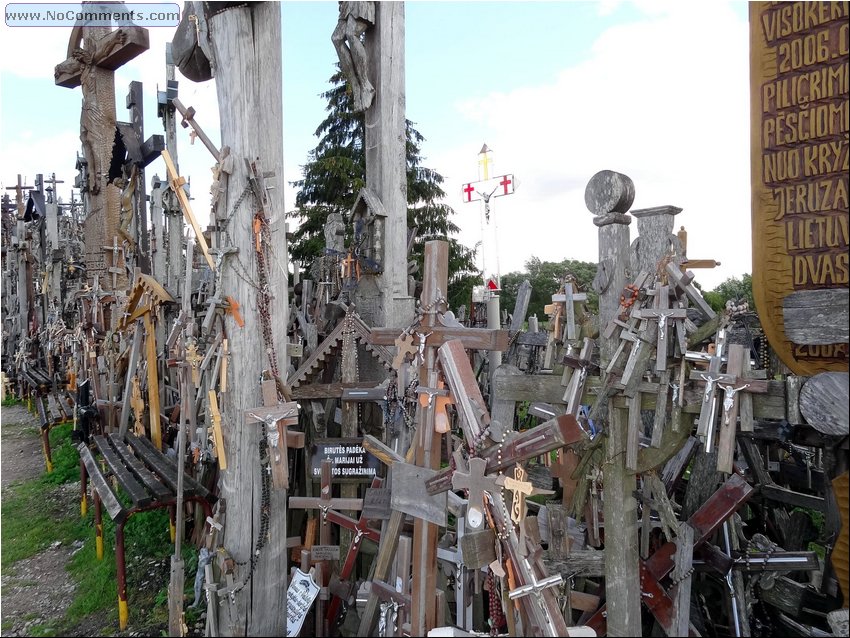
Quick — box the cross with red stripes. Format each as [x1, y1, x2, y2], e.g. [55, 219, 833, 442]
[462, 182, 476, 203]
[499, 174, 513, 195]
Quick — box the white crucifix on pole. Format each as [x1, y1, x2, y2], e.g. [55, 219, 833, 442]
[461, 144, 516, 296]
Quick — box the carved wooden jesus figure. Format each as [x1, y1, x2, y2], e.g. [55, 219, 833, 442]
[55, 23, 148, 195]
[54, 16, 148, 282]
[332, 1, 375, 112]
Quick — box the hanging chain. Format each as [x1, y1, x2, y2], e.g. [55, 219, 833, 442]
[229, 418, 272, 595]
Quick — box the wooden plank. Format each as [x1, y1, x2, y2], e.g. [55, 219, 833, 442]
[78, 443, 126, 523]
[490, 365, 522, 441]
[782, 288, 849, 345]
[438, 339, 490, 444]
[127, 432, 215, 501]
[391, 463, 447, 526]
[93, 435, 152, 507]
[108, 434, 172, 501]
[672, 523, 694, 637]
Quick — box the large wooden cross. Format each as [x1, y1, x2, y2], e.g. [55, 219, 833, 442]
[55, 19, 149, 282]
[368, 241, 508, 635]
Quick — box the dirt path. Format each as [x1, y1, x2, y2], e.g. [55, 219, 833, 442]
[1, 405, 80, 637]
[1, 406, 205, 637]
[1, 405, 46, 488]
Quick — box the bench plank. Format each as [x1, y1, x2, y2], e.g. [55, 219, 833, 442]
[107, 434, 173, 501]
[94, 435, 153, 507]
[126, 433, 216, 502]
[78, 443, 127, 523]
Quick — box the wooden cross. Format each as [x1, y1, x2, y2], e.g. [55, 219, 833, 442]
[206, 390, 227, 470]
[366, 240, 508, 636]
[289, 458, 363, 636]
[631, 284, 687, 372]
[693, 328, 728, 448]
[102, 236, 125, 290]
[551, 279, 588, 343]
[561, 337, 596, 416]
[244, 378, 302, 490]
[161, 149, 215, 270]
[324, 476, 383, 630]
[171, 98, 221, 162]
[498, 464, 554, 555]
[130, 375, 145, 437]
[436, 515, 474, 631]
[585, 472, 754, 637]
[5, 175, 33, 218]
[691, 343, 769, 474]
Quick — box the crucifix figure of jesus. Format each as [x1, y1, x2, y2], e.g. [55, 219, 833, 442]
[55, 19, 149, 195]
[55, 11, 149, 282]
[332, 1, 376, 112]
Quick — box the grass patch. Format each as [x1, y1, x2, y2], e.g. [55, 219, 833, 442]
[1, 425, 87, 569]
[3, 422, 204, 634]
[2, 396, 23, 407]
[28, 621, 60, 637]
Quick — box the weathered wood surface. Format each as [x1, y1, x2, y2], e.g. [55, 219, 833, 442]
[588, 169, 641, 638]
[783, 288, 849, 345]
[799, 372, 849, 436]
[362, 1, 413, 329]
[492, 372, 790, 420]
[207, 4, 288, 635]
[93, 435, 151, 507]
[79, 442, 126, 523]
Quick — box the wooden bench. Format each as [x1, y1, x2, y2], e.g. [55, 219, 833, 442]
[78, 431, 217, 630]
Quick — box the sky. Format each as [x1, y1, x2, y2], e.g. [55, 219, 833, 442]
[0, 0, 752, 290]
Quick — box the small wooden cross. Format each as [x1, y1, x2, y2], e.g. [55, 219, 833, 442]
[632, 284, 687, 372]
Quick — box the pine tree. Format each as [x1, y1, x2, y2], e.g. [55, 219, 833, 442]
[287, 69, 479, 310]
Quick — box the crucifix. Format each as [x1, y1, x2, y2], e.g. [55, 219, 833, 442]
[244, 377, 303, 490]
[690, 343, 768, 474]
[54, 16, 149, 281]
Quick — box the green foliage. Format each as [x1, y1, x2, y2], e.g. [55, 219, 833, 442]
[2, 396, 23, 406]
[288, 68, 478, 304]
[43, 423, 81, 485]
[500, 256, 598, 323]
[704, 274, 754, 312]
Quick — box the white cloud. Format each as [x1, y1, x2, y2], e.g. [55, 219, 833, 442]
[434, 2, 751, 290]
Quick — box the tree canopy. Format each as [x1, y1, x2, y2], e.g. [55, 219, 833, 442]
[500, 256, 598, 324]
[287, 69, 479, 311]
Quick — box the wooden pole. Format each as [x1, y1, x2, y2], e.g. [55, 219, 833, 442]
[410, 241, 448, 635]
[363, 2, 414, 329]
[207, 5, 288, 634]
[586, 170, 642, 637]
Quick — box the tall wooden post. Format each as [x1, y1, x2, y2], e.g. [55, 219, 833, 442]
[586, 170, 642, 636]
[629, 205, 683, 274]
[206, 4, 288, 635]
[362, 2, 414, 329]
[410, 240, 449, 635]
[161, 44, 183, 295]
